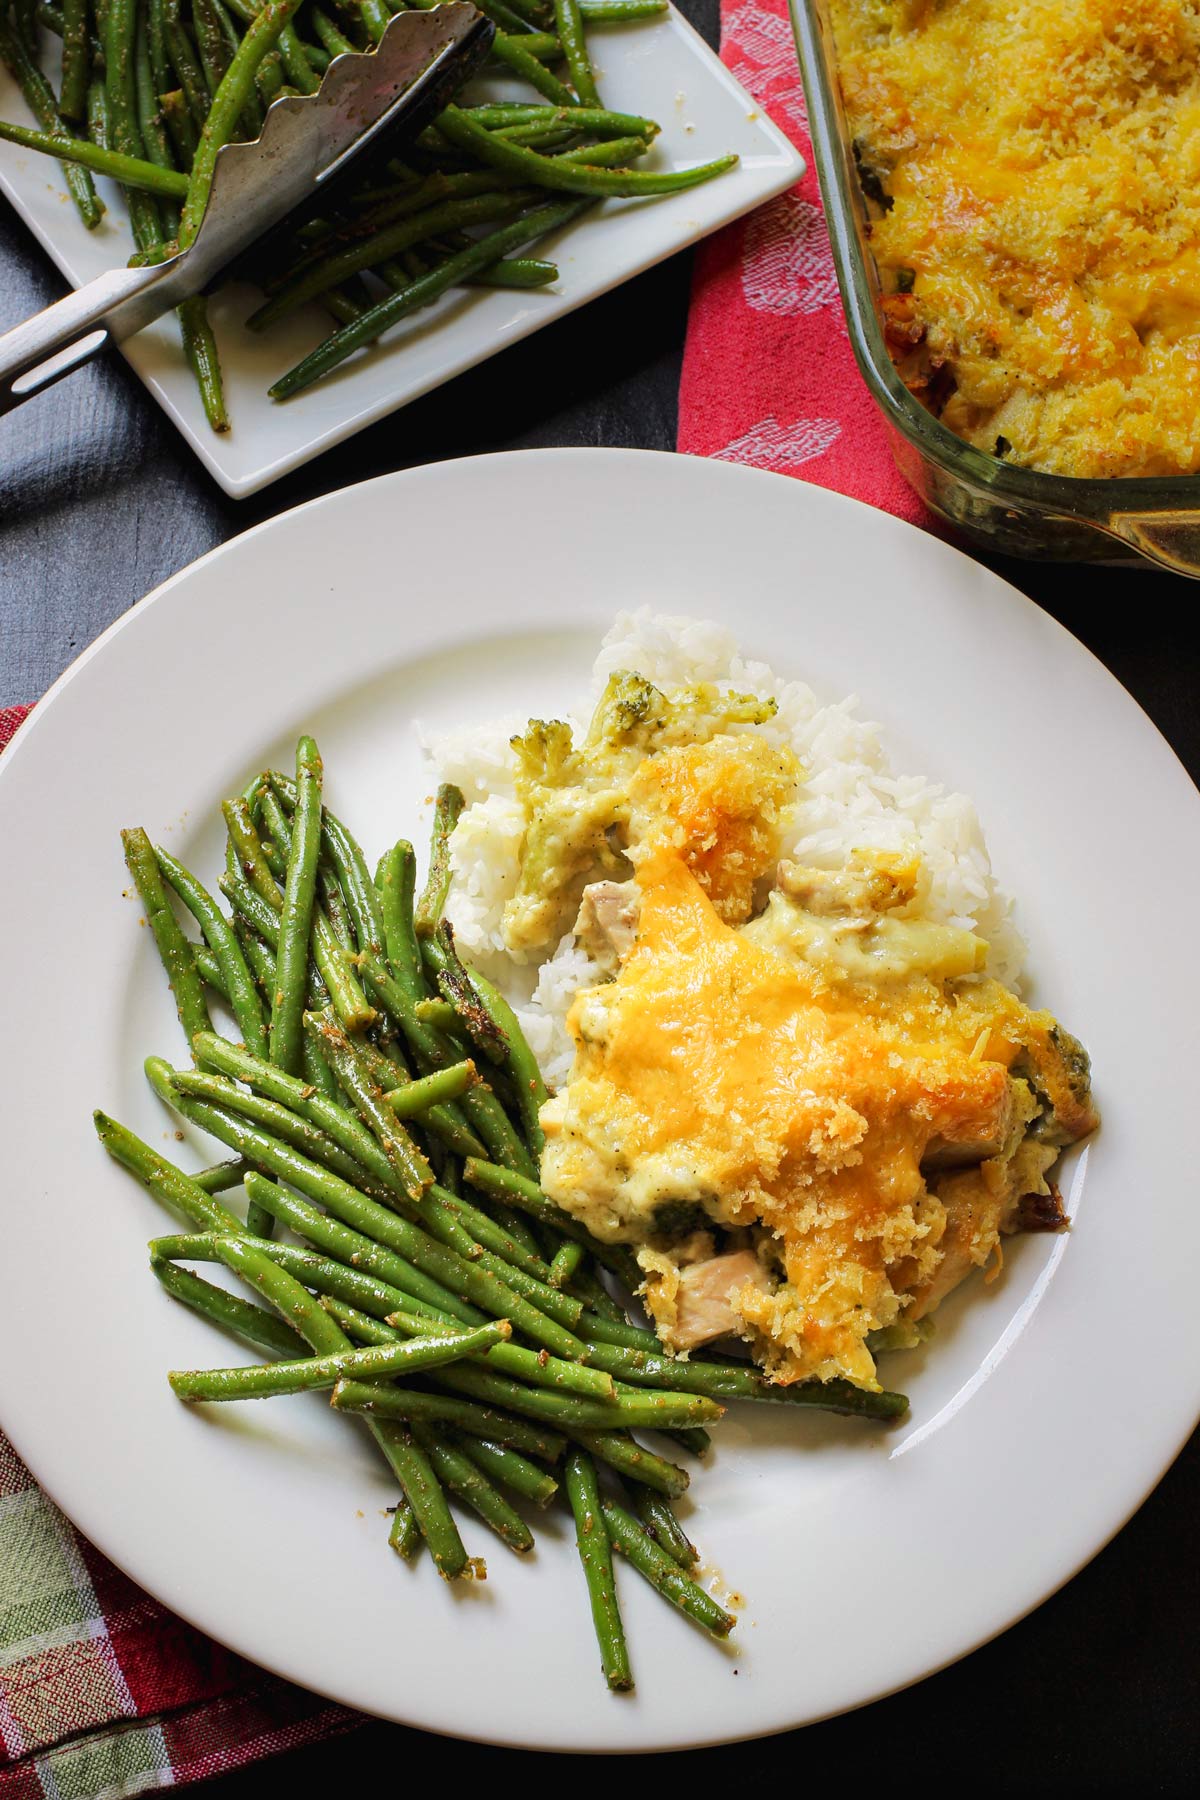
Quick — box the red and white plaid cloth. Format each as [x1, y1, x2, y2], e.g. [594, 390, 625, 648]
[679, 0, 924, 521]
[0, 8, 925, 1785]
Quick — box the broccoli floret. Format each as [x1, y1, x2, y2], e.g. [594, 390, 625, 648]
[510, 718, 580, 791]
[649, 1199, 712, 1238]
[663, 682, 778, 737]
[504, 670, 780, 954]
[1050, 1025, 1092, 1107]
[584, 673, 778, 757]
[585, 673, 667, 750]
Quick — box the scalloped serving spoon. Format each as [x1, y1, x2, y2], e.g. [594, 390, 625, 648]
[0, 5, 494, 414]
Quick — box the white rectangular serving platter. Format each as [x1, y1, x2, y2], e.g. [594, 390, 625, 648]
[0, 12, 803, 496]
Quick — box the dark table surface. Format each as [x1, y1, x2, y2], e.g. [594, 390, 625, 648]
[2, 2, 1197, 1788]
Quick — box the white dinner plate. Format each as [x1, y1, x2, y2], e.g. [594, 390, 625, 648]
[0, 450, 1197, 1751]
[0, 14, 801, 497]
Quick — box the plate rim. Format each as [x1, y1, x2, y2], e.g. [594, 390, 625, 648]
[1, 448, 1198, 1750]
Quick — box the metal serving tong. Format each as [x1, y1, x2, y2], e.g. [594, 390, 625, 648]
[0, 5, 494, 415]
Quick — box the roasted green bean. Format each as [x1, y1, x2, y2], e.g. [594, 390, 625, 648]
[169, 1319, 510, 1401]
[453, 1434, 558, 1507]
[602, 1500, 735, 1639]
[155, 845, 268, 1055]
[0, 118, 190, 192]
[121, 827, 212, 1051]
[565, 1449, 632, 1689]
[437, 106, 737, 198]
[270, 201, 587, 400]
[413, 1425, 534, 1553]
[464, 1159, 643, 1290]
[630, 1486, 697, 1569]
[303, 1008, 432, 1199]
[331, 1380, 567, 1461]
[269, 734, 323, 1074]
[415, 783, 465, 936]
[0, 14, 103, 225]
[205, 1230, 469, 1575]
[151, 1255, 308, 1359]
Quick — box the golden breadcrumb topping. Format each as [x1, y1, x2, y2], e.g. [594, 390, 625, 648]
[831, 0, 1200, 476]
[540, 847, 1094, 1388]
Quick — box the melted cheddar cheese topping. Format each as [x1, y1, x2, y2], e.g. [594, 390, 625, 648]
[540, 847, 1073, 1387]
[831, 0, 1200, 476]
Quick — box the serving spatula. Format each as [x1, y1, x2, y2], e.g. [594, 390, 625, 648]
[0, 5, 494, 414]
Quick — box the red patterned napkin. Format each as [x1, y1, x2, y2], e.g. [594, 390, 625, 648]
[0, 708, 30, 753]
[679, 0, 924, 518]
[0, 705, 358, 1797]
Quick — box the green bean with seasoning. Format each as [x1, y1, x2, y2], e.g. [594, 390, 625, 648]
[306, 1287, 608, 1401]
[577, 0, 667, 16]
[237, 1173, 476, 1323]
[453, 1434, 558, 1508]
[166, 1064, 396, 1197]
[0, 119, 191, 191]
[152, 1231, 433, 1325]
[191, 1157, 252, 1194]
[412, 1425, 534, 1553]
[424, 1361, 722, 1433]
[567, 1428, 688, 1498]
[464, 966, 548, 1157]
[269, 201, 589, 400]
[360, 950, 537, 1178]
[0, 13, 103, 225]
[464, 1159, 644, 1291]
[151, 1255, 309, 1359]
[388, 1494, 421, 1558]
[205, 1231, 470, 1575]
[603, 1500, 736, 1638]
[331, 1380, 568, 1462]
[436, 105, 737, 198]
[95, 1111, 241, 1234]
[421, 921, 509, 1068]
[154, 845, 268, 1056]
[248, 190, 536, 329]
[269, 734, 323, 1075]
[302, 1008, 432, 1198]
[565, 1449, 632, 1690]
[629, 1486, 697, 1569]
[415, 783, 465, 936]
[168, 1319, 511, 1401]
[121, 828, 213, 1052]
[57, 0, 89, 119]
[552, 0, 599, 106]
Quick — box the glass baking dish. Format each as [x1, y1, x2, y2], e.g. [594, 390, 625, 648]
[788, 0, 1200, 577]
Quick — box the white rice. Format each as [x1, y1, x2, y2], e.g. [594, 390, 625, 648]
[419, 608, 1024, 1091]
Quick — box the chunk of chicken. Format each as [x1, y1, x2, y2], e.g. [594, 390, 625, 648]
[922, 1079, 1014, 1168]
[672, 1250, 770, 1351]
[574, 880, 640, 974]
[777, 852, 919, 917]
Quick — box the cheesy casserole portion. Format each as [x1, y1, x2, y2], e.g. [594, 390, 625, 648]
[830, 0, 1200, 477]
[512, 674, 1097, 1393]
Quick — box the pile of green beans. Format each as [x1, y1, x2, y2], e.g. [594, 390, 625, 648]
[0, 0, 734, 425]
[100, 738, 907, 1687]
